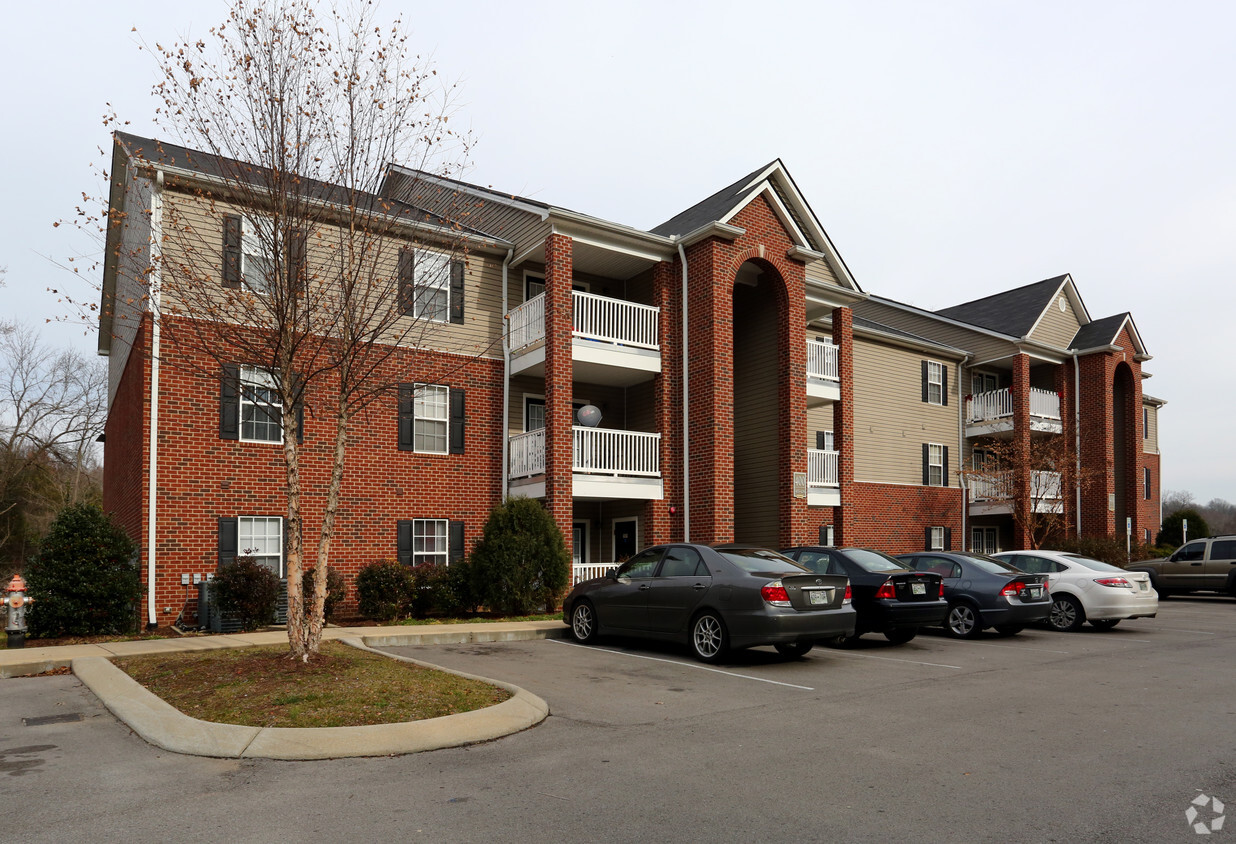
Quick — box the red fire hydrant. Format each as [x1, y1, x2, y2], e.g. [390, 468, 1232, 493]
[5, 574, 32, 649]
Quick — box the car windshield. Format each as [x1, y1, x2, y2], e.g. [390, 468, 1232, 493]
[1062, 555, 1127, 573]
[956, 553, 1022, 575]
[718, 548, 809, 574]
[843, 548, 910, 572]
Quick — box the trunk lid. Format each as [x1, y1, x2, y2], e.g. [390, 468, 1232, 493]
[887, 571, 942, 602]
[781, 574, 849, 610]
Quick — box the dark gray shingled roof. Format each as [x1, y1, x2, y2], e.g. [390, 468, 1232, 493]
[853, 316, 968, 354]
[650, 162, 776, 236]
[934, 275, 1069, 337]
[1069, 313, 1129, 350]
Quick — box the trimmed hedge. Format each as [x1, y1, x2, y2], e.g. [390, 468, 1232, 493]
[468, 497, 570, 615]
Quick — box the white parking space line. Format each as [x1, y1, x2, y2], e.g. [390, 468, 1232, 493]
[1155, 628, 1218, 635]
[826, 650, 962, 670]
[548, 639, 816, 690]
[927, 639, 1070, 655]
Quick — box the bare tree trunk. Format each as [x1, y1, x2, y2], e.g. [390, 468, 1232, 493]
[283, 421, 307, 661]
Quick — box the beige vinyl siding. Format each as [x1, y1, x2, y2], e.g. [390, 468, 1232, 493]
[108, 170, 155, 408]
[806, 404, 835, 448]
[804, 260, 841, 289]
[853, 337, 959, 486]
[852, 299, 1007, 363]
[1143, 403, 1159, 454]
[1028, 293, 1082, 349]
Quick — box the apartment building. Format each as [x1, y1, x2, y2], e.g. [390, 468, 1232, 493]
[98, 133, 1162, 624]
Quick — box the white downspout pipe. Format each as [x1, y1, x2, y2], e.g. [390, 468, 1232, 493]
[1073, 353, 1082, 537]
[146, 170, 164, 628]
[959, 355, 970, 551]
[677, 241, 690, 542]
[500, 248, 514, 501]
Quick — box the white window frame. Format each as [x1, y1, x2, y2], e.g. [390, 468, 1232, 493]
[927, 443, 945, 487]
[413, 519, 449, 566]
[239, 516, 284, 577]
[241, 215, 275, 295]
[929, 526, 945, 551]
[926, 360, 945, 405]
[524, 271, 545, 302]
[971, 371, 998, 394]
[972, 526, 999, 555]
[414, 383, 449, 454]
[572, 521, 589, 566]
[412, 249, 451, 322]
[612, 516, 639, 563]
[240, 366, 283, 444]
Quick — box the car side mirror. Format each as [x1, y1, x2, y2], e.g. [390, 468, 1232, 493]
[606, 567, 618, 580]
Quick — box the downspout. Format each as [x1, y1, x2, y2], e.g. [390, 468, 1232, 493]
[146, 170, 165, 628]
[1073, 353, 1082, 537]
[677, 241, 690, 542]
[500, 248, 514, 502]
[959, 355, 970, 551]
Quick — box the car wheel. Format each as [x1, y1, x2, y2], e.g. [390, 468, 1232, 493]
[994, 625, 1024, 636]
[884, 628, 917, 644]
[774, 642, 814, 658]
[690, 611, 729, 663]
[1048, 595, 1085, 632]
[570, 600, 599, 644]
[945, 602, 982, 638]
[1089, 619, 1120, 631]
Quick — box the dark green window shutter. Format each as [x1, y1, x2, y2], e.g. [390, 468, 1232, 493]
[921, 360, 929, 403]
[941, 366, 949, 406]
[449, 259, 465, 324]
[397, 520, 413, 566]
[944, 528, 953, 551]
[286, 227, 307, 296]
[218, 517, 238, 569]
[220, 364, 240, 440]
[398, 249, 415, 315]
[398, 384, 414, 451]
[292, 372, 304, 444]
[924, 526, 933, 550]
[449, 521, 465, 564]
[921, 443, 930, 486]
[942, 446, 950, 487]
[449, 388, 465, 454]
[815, 431, 826, 450]
[223, 215, 242, 288]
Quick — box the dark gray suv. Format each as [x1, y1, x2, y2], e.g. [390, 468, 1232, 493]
[1128, 536, 1236, 597]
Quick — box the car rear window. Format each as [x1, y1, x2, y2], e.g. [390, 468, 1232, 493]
[718, 548, 810, 574]
[1064, 555, 1127, 573]
[842, 548, 910, 572]
[1211, 540, 1236, 560]
[956, 553, 1022, 575]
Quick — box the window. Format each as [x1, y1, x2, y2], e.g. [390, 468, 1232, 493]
[240, 366, 282, 443]
[1144, 528, 1152, 544]
[658, 547, 706, 578]
[414, 384, 449, 453]
[929, 526, 945, 551]
[240, 216, 275, 294]
[1144, 466, 1152, 500]
[411, 249, 451, 321]
[1175, 541, 1205, 562]
[972, 372, 998, 394]
[972, 526, 999, 555]
[525, 272, 545, 301]
[924, 360, 945, 405]
[617, 547, 662, 579]
[412, 519, 448, 566]
[926, 443, 945, 486]
[1143, 406, 1149, 440]
[816, 430, 835, 451]
[238, 516, 283, 576]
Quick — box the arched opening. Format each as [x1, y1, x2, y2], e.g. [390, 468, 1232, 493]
[1111, 363, 1136, 533]
[732, 259, 785, 547]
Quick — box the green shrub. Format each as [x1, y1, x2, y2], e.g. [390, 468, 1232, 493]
[409, 563, 448, 619]
[469, 497, 570, 615]
[355, 559, 413, 621]
[25, 504, 140, 638]
[211, 556, 280, 631]
[438, 557, 480, 616]
[303, 565, 347, 621]
[1157, 508, 1210, 548]
[1044, 536, 1167, 566]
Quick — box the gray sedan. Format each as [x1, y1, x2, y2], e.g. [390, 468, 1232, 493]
[897, 551, 1052, 638]
[563, 544, 856, 663]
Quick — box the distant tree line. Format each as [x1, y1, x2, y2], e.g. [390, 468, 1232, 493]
[1158, 490, 1236, 547]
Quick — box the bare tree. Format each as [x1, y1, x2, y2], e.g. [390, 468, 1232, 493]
[91, 0, 476, 659]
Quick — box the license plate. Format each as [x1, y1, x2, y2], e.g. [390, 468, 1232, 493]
[911, 583, 926, 595]
[1026, 586, 1042, 599]
[1139, 582, 1148, 592]
[808, 590, 828, 606]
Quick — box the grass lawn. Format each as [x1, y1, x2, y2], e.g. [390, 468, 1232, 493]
[115, 641, 511, 728]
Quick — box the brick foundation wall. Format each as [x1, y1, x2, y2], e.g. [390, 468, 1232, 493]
[809, 481, 964, 553]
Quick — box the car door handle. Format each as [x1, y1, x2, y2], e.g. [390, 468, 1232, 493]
[639, 584, 652, 590]
[693, 583, 706, 591]
[1190, 562, 1202, 566]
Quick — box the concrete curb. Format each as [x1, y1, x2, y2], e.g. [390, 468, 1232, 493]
[58, 623, 564, 759]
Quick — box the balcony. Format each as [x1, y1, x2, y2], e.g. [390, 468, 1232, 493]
[967, 470, 1064, 515]
[965, 387, 1063, 438]
[508, 426, 663, 501]
[806, 339, 840, 406]
[508, 291, 661, 387]
[806, 448, 840, 507]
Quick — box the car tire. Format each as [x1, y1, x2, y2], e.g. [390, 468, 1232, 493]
[570, 600, 599, 644]
[883, 628, 917, 644]
[1089, 619, 1120, 631]
[945, 602, 982, 639]
[1048, 595, 1085, 632]
[690, 611, 729, 664]
[994, 625, 1025, 636]
[774, 642, 814, 658]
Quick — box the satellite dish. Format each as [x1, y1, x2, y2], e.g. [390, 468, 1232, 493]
[576, 404, 603, 427]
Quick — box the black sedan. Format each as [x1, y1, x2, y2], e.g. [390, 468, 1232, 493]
[896, 551, 1052, 638]
[562, 544, 856, 663]
[780, 546, 946, 644]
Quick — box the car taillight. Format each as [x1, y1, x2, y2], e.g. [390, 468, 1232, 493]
[1094, 577, 1133, 588]
[938, 581, 945, 598]
[843, 584, 852, 604]
[1000, 580, 1027, 597]
[874, 580, 896, 599]
[761, 581, 792, 607]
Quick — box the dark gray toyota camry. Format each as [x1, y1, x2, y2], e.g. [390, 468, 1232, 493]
[562, 544, 856, 663]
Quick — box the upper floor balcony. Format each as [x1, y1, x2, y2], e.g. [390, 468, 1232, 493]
[508, 291, 661, 387]
[508, 425, 663, 501]
[965, 387, 1063, 438]
[967, 470, 1064, 516]
[806, 339, 840, 406]
[806, 448, 840, 507]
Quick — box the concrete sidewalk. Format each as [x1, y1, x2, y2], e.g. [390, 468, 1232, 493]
[2, 620, 569, 759]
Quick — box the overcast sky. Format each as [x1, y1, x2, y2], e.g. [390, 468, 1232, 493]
[2, 1, 1232, 504]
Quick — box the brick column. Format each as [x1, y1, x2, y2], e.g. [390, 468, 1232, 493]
[543, 233, 574, 554]
[779, 271, 809, 547]
[643, 260, 679, 545]
[1053, 362, 1075, 536]
[1077, 353, 1114, 536]
[832, 307, 855, 545]
[1011, 353, 1033, 549]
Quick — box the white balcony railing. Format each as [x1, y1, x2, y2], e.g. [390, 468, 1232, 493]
[807, 339, 839, 382]
[572, 562, 612, 585]
[509, 426, 661, 479]
[966, 387, 1062, 424]
[1032, 470, 1063, 499]
[807, 449, 840, 488]
[967, 470, 1062, 502]
[508, 294, 545, 351]
[573, 290, 659, 350]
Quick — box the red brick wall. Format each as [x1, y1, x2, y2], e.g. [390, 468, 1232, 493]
[832, 307, 855, 543]
[543, 233, 575, 552]
[840, 481, 964, 553]
[643, 260, 682, 544]
[103, 319, 150, 548]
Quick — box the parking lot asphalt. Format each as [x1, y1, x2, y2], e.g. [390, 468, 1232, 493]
[4, 597, 1236, 843]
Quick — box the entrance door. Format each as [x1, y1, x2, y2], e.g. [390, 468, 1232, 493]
[972, 527, 999, 554]
[572, 523, 588, 566]
[613, 518, 638, 561]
